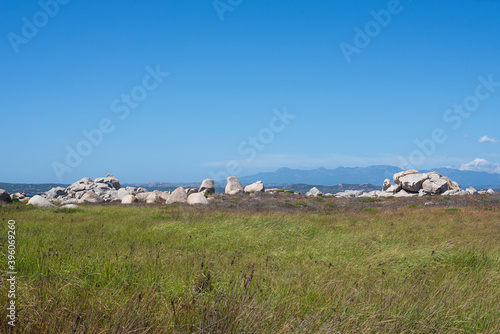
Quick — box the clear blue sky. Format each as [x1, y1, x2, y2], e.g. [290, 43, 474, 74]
[1, 0, 500, 183]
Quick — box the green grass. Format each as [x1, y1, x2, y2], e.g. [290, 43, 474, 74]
[0, 203, 499, 333]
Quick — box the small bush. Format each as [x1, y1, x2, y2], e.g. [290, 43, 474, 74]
[445, 208, 460, 213]
[408, 204, 421, 209]
[309, 197, 325, 203]
[361, 207, 378, 213]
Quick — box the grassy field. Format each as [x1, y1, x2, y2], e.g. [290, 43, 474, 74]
[1, 195, 499, 333]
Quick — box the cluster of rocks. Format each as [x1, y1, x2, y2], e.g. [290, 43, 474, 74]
[9, 175, 269, 208]
[1, 171, 496, 208]
[301, 170, 496, 198]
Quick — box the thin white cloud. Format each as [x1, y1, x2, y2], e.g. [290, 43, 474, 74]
[460, 158, 500, 174]
[478, 135, 499, 143]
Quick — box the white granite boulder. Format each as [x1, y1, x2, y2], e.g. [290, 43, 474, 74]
[28, 195, 56, 208]
[199, 179, 215, 194]
[306, 187, 323, 197]
[225, 176, 244, 195]
[187, 193, 209, 205]
[166, 187, 188, 204]
[121, 195, 138, 204]
[244, 181, 265, 193]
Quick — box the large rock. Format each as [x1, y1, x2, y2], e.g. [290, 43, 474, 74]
[199, 179, 215, 194]
[136, 192, 151, 202]
[244, 181, 265, 193]
[0, 189, 12, 203]
[79, 191, 104, 203]
[121, 195, 138, 204]
[422, 178, 449, 194]
[94, 174, 121, 190]
[166, 187, 188, 204]
[116, 188, 131, 200]
[68, 177, 94, 192]
[393, 170, 420, 184]
[466, 187, 477, 195]
[382, 179, 392, 191]
[335, 190, 363, 198]
[487, 189, 495, 194]
[187, 193, 209, 205]
[306, 187, 323, 197]
[225, 176, 244, 195]
[146, 191, 160, 203]
[399, 173, 429, 193]
[45, 187, 67, 200]
[385, 183, 402, 194]
[27, 195, 56, 208]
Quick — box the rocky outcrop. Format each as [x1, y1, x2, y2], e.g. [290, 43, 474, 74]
[400, 173, 430, 192]
[166, 187, 188, 204]
[306, 187, 323, 197]
[187, 193, 209, 205]
[199, 179, 215, 194]
[244, 181, 265, 193]
[28, 195, 56, 208]
[225, 176, 244, 195]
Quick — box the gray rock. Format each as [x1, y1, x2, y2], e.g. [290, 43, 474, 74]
[422, 178, 449, 194]
[382, 179, 392, 191]
[466, 187, 477, 195]
[400, 173, 429, 192]
[199, 179, 215, 194]
[487, 189, 495, 194]
[306, 187, 323, 197]
[244, 181, 265, 193]
[45, 187, 67, 200]
[136, 192, 151, 202]
[393, 170, 420, 184]
[335, 190, 363, 198]
[125, 187, 138, 195]
[166, 187, 188, 204]
[393, 189, 416, 197]
[159, 191, 170, 201]
[79, 191, 104, 203]
[28, 195, 56, 208]
[116, 188, 131, 200]
[187, 193, 209, 205]
[385, 183, 402, 194]
[94, 174, 121, 190]
[121, 195, 138, 204]
[0, 189, 12, 203]
[225, 176, 244, 195]
[146, 191, 160, 204]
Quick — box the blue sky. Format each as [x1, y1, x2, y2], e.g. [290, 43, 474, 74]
[1, 0, 500, 183]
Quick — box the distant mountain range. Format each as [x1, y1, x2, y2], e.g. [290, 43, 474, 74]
[238, 165, 500, 189]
